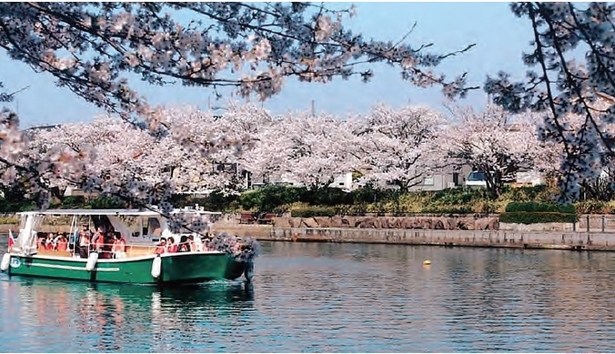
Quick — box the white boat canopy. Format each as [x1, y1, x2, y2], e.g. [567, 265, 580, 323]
[12, 208, 222, 255]
[16, 208, 223, 217]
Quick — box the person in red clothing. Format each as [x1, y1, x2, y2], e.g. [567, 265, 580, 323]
[154, 238, 167, 255]
[166, 236, 177, 253]
[111, 232, 127, 259]
[56, 235, 68, 252]
[45, 233, 55, 250]
[99, 230, 115, 259]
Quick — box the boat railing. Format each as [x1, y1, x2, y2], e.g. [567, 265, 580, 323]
[34, 242, 217, 258]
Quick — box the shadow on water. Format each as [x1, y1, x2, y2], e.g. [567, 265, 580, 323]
[93, 280, 255, 305]
[8, 275, 255, 305]
[0, 274, 256, 352]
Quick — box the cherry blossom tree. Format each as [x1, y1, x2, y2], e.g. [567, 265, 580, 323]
[0, 2, 478, 225]
[243, 110, 358, 190]
[548, 96, 615, 200]
[351, 104, 445, 192]
[440, 103, 551, 198]
[22, 103, 280, 199]
[484, 2, 615, 200]
[21, 116, 185, 202]
[285, 112, 359, 190]
[238, 113, 291, 186]
[164, 102, 277, 194]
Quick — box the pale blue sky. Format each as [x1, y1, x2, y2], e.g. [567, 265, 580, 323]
[0, 2, 534, 128]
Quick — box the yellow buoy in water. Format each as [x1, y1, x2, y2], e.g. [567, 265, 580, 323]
[423, 260, 432, 266]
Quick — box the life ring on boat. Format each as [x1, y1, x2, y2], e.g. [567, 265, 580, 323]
[85, 252, 99, 272]
[151, 255, 162, 279]
[0, 253, 10, 272]
[244, 261, 254, 283]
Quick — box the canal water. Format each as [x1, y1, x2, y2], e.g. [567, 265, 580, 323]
[1, 239, 615, 352]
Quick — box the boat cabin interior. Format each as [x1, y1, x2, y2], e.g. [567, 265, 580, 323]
[12, 209, 223, 260]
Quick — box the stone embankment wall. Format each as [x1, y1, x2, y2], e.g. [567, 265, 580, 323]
[265, 227, 615, 251]
[215, 213, 615, 252]
[271, 214, 500, 230]
[219, 212, 615, 233]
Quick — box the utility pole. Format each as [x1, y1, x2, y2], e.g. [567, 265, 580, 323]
[311, 99, 315, 116]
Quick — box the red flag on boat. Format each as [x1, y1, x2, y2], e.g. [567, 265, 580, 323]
[8, 229, 14, 249]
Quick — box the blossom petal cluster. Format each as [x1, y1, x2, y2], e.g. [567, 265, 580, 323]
[485, 2, 615, 199]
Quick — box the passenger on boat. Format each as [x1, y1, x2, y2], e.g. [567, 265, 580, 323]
[78, 225, 92, 258]
[177, 235, 190, 253]
[69, 227, 81, 253]
[56, 235, 68, 252]
[200, 234, 211, 251]
[208, 239, 216, 252]
[233, 238, 242, 254]
[53, 233, 62, 246]
[188, 235, 197, 252]
[45, 233, 55, 250]
[36, 236, 45, 250]
[98, 230, 115, 259]
[111, 232, 127, 259]
[154, 238, 167, 255]
[166, 236, 178, 253]
[192, 234, 203, 251]
[91, 227, 105, 253]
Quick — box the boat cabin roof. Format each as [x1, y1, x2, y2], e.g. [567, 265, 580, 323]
[17, 209, 162, 217]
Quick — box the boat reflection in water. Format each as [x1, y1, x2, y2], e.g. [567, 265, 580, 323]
[0, 276, 254, 352]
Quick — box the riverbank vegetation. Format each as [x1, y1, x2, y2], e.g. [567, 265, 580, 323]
[0, 183, 609, 218]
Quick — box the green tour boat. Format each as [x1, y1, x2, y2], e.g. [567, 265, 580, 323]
[0, 208, 259, 285]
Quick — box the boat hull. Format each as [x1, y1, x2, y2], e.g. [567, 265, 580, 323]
[3, 252, 251, 285]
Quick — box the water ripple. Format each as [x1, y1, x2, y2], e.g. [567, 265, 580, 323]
[2, 241, 615, 352]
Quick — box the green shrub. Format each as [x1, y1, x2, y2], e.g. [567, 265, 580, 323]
[290, 206, 337, 218]
[352, 187, 395, 205]
[239, 185, 305, 211]
[0, 200, 37, 212]
[505, 201, 576, 214]
[238, 189, 263, 211]
[502, 185, 551, 202]
[198, 192, 239, 212]
[310, 187, 353, 206]
[499, 212, 578, 224]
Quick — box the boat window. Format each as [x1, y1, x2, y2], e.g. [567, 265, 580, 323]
[147, 217, 162, 236]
